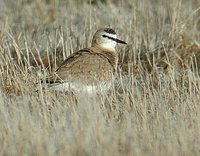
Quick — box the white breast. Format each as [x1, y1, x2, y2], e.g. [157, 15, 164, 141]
[50, 81, 113, 95]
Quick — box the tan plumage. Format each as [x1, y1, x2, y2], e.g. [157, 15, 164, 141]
[44, 28, 127, 94]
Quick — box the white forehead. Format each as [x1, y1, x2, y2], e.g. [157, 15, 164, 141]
[104, 33, 117, 39]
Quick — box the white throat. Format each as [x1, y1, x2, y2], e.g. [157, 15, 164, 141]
[101, 33, 117, 50]
[100, 41, 116, 51]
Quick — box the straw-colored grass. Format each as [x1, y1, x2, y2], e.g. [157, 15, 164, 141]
[1, 0, 200, 155]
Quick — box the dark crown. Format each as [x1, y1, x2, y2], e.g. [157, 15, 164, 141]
[104, 28, 116, 35]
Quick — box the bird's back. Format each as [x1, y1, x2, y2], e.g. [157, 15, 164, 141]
[46, 48, 116, 93]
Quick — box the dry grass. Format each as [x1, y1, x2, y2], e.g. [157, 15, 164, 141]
[1, 0, 200, 155]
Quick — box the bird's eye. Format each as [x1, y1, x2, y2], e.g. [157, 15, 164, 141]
[102, 35, 107, 38]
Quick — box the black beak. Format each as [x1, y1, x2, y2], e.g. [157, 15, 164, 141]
[102, 35, 127, 44]
[114, 38, 127, 44]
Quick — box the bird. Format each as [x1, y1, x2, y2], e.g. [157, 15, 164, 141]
[43, 28, 127, 95]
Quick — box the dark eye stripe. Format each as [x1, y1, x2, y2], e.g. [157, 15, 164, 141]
[102, 35, 107, 38]
[102, 34, 114, 40]
[102, 35, 127, 44]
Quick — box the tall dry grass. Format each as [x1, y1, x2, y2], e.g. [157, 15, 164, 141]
[0, 0, 200, 155]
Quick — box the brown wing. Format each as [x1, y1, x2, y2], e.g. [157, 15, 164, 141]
[45, 48, 114, 85]
[45, 48, 91, 83]
[55, 48, 91, 72]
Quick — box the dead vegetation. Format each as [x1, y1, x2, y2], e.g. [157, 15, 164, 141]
[0, 0, 200, 155]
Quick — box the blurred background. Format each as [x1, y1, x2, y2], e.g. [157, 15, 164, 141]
[1, 1, 200, 155]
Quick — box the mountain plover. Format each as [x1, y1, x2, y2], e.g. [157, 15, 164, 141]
[43, 28, 127, 94]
